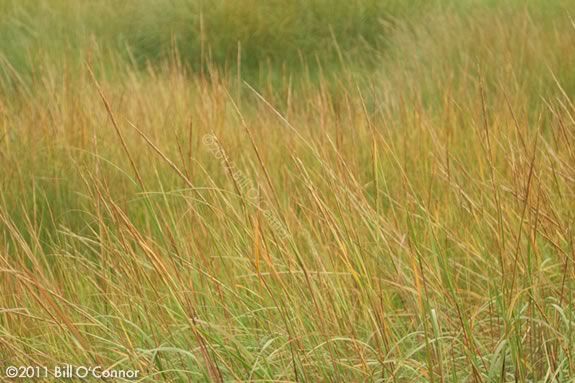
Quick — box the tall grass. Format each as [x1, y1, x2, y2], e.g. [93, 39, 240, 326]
[1, 1, 575, 381]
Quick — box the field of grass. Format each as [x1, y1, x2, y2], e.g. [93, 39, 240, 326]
[1, 0, 575, 381]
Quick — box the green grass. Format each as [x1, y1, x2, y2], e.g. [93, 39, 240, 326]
[1, 0, 575, 382]
[0, 0, 430, 89]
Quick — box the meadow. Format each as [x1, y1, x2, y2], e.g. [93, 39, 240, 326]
[1, 0, 575, 381]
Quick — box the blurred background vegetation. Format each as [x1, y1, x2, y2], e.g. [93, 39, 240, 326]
[1, 0, 571, 86]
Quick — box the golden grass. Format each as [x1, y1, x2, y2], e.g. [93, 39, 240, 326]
[1, 4, 575, 382]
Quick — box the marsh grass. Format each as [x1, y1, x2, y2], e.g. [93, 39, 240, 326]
[1, 1, 575, 382]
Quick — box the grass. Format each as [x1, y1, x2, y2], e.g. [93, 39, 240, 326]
[0, 0, 427, 89]
[1, 0, 575, 381]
